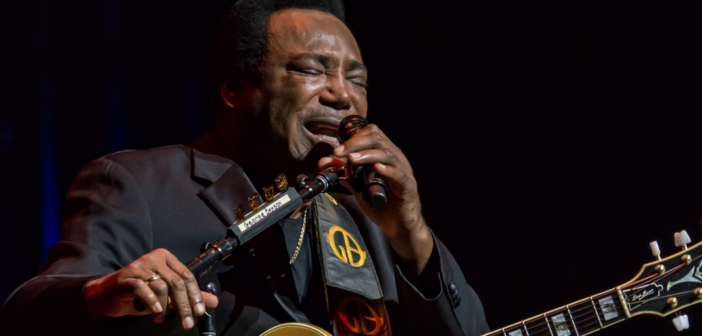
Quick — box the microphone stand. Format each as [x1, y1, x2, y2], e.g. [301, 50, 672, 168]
[185, 167, 341, 336]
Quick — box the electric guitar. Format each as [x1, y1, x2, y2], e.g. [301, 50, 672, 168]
[258, 230, 702, 335]
[188, 173, 702, 335]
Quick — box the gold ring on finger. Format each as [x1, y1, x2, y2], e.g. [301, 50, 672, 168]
[145, 274, 161, 283]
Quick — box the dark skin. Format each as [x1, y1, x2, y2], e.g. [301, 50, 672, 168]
[84, 8, 433, 330]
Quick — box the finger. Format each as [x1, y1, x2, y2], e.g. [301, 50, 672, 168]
[318, 157, 346, 170]
[374, 163, 417, 199]
[333, 125, 395, 156]
[124, 278, 163, 316]
[202, 291, 219, 310]
[156, 267, 195, 329]
[164, 253, 206, 317]
[347, 148, 405, 169]
[354, 124, 389, 140]
[119, 259, 167, 315]
[148, 279, 169, 323]
[317, 157, 354, 194]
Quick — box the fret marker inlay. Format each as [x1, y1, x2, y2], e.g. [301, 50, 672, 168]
[551, 313, 571, 336]
[598, 296, 619, 321]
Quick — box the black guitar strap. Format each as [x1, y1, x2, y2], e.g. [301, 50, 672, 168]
[313, 193, 391, 336]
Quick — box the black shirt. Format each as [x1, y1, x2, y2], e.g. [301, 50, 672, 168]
[278, 209, 444, 331]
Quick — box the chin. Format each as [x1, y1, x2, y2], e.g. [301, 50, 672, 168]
[286, 137, 312, 161]
[287, 140, 333, 172]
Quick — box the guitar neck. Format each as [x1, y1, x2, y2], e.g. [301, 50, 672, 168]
[483, 288, 629, 336]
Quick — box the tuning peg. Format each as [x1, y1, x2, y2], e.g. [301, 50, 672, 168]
[675, 230, 692, 250]
[673, 314, 689, 331]
[681, 230, 691, 245]
[655, 264, 666, 274]
[650, 241, 662, 260]
[668, 297, 679, 309]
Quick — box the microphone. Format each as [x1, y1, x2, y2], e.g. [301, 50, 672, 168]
[338, 115, 388, 209]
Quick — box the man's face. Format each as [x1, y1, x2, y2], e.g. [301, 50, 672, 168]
[248, 8, 368, 162]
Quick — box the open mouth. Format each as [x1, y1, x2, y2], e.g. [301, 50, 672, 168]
[304, 121, 341, 148]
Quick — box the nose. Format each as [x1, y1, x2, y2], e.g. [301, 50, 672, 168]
[319, 74, 351, 110]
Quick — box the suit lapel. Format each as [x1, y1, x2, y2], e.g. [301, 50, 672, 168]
[199, 167, 257, 227]
[191, 147, 234, 186]
[190, 146, 307, 323]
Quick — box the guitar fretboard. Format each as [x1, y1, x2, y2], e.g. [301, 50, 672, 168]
[484, 289, 627, 336]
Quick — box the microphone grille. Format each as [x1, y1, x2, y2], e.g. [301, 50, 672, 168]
[338, 115, 368, 142]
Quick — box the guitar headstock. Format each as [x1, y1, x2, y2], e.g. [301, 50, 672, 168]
[619, 230, 702, 331]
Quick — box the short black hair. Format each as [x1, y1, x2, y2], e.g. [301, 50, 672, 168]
[211, 0, 345, 104]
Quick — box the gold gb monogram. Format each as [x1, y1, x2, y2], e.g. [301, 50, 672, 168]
[335, 297, 384, 335]
[326, 225, 366, 267]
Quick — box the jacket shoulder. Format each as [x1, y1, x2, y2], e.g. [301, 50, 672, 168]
[98, 145, 191, 179]
[102, 144, 189, 166]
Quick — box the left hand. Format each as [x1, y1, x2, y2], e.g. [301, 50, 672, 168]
[318, 124, 433, 271]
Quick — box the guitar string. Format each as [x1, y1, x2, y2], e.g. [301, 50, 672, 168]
[500, 281, 700, 336]
[620, 272, 660, 289]
[618, 257, 697, 303]
[500, 282, 697, 336]
[526, 319, 602, 336]
[504, 288, 697, 336]
[519, 312, 606, 336]
[587, 253, 702, 319]
[492, 318, 601, 336]
[627, 288, 697, 304]
[537, 318, 618, 336]
[623, 262, 686, 291]
[499, 299, 612, 334]
[493, 255, 701, 336]
[622, 253, 701, 293]
[498, 296, 626, 336]
[523, 310, 621, 336]
[500, 319, 594, 336]
[499, 307, 610, 336]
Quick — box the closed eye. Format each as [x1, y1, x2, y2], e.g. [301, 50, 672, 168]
[299, 68, 323, 76]
[348, 77, 368, 88]
[286, 64, 323, 76]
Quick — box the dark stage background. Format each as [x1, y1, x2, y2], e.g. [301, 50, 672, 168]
[1, 0, 701, 334]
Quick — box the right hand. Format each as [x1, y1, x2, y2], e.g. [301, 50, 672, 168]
[84, 248, 219, 329]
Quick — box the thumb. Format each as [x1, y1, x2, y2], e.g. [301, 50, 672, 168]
[202, 292, 219, 310]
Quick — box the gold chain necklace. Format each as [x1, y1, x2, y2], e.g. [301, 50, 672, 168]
[289, 209, 307, 264]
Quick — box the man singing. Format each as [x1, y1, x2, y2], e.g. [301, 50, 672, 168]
[0, 1, 488, 335]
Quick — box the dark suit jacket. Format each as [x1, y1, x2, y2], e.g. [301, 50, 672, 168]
[0, 145, 489, 336]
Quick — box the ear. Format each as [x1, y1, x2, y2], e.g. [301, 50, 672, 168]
[220, 80, 239, 108]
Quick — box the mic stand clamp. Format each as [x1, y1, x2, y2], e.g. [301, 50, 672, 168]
[195, 243, 221, 336]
